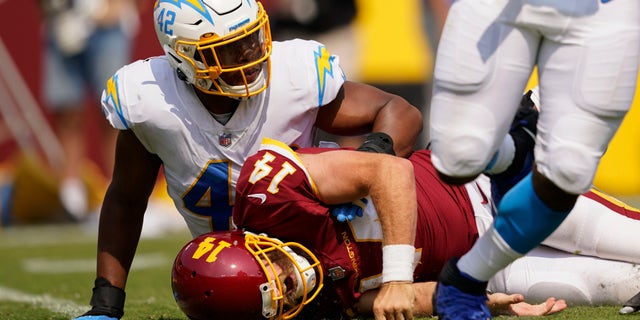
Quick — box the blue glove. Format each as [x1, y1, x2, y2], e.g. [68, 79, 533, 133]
[74, 316, 118, 320]
[331, 198, 368, 222]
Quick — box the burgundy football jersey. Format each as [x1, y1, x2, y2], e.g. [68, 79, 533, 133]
[233, 139, 479, 309]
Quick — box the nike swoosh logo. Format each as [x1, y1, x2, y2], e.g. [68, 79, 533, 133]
[247, 193, 267, 204]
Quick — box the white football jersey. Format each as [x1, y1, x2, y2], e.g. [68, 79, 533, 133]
[101, 39, 346, 236]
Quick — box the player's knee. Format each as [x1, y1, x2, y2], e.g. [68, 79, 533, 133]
[542, 145, 597, 195]
[431, 136, 492, 182]
[430, 98, 498, 180]
[527, 281, 591, 305]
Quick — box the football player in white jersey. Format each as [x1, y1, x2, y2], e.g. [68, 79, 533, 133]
[73, 1, 423, 319]
[428, 1, 640, 318]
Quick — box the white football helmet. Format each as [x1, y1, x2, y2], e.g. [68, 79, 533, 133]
[153, 0, 272, 98]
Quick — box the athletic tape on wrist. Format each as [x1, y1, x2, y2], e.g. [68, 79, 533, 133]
[382, 244, 415, 283]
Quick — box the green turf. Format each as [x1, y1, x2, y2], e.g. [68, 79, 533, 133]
[0, 223, 191, 320]
[0, 223, 634, 319]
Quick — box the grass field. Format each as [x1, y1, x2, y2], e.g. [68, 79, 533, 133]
[0, 223, 636, 320]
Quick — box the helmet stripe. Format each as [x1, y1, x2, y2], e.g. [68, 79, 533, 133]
[155, 0, 215, 25]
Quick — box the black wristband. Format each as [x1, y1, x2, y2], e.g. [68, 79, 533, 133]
[82, 277, 126, 319]
[356, 132, 395, 156]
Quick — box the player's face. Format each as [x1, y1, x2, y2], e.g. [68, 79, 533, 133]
[205, 32, 265, 86]
[216, 32, 263, 67]
[263, 253, 301, 308]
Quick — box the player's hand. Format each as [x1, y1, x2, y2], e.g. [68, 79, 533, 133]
[73, 316, 119, 320]
[373, 281, 415, 320]
[331, 198, 368, 222]
[487, 292, 566, 316]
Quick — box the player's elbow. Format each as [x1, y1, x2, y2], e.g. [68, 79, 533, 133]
[377, 156, 415, 185]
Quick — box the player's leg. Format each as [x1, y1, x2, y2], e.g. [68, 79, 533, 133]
[544, 190, 640, 264]
[459, 0, 640, 315]
[490, 189, 640, 305]
[544, 190, 640, 313]
[437, 1, 640, 318]
[485, 89, 538, 205]
[495, 0, 640, 267]
[488, 245, 640, 306]
[459, 0, 640, 284]
[431, 1, 538, 318]
[429, 0, 534, 186]
[477, 188, 640, 307]
[524, 0, 640, 223]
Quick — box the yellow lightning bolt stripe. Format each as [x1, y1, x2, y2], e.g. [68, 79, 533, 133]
[104, 74, 129, 129]
[155, 0, 214, 25]
[314, 46, 335, 106]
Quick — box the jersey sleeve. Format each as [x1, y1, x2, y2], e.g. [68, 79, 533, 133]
[275, 39, 346, 107]
[310, 40, 346, 107]
[100, 58, 171, 130]
[101, 64, 133, 130]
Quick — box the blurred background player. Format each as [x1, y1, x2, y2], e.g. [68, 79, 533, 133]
[428, 1, 640, 318]
[72, 1, 422, 319]
[38, 0, 141, 220]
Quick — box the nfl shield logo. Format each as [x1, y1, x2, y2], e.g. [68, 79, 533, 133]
[328, 266, 346, 281]
[219, 132, 232, 147]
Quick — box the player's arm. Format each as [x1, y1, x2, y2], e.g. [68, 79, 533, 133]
[76, 130, 161, 319]
[298, 150, 417, 319]
[314, 81, 423, 157]
[298, 150, 416, 243]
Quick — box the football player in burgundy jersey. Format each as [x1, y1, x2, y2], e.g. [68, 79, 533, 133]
[230, 138, 566, 319]
[172, 136, 640, 319]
